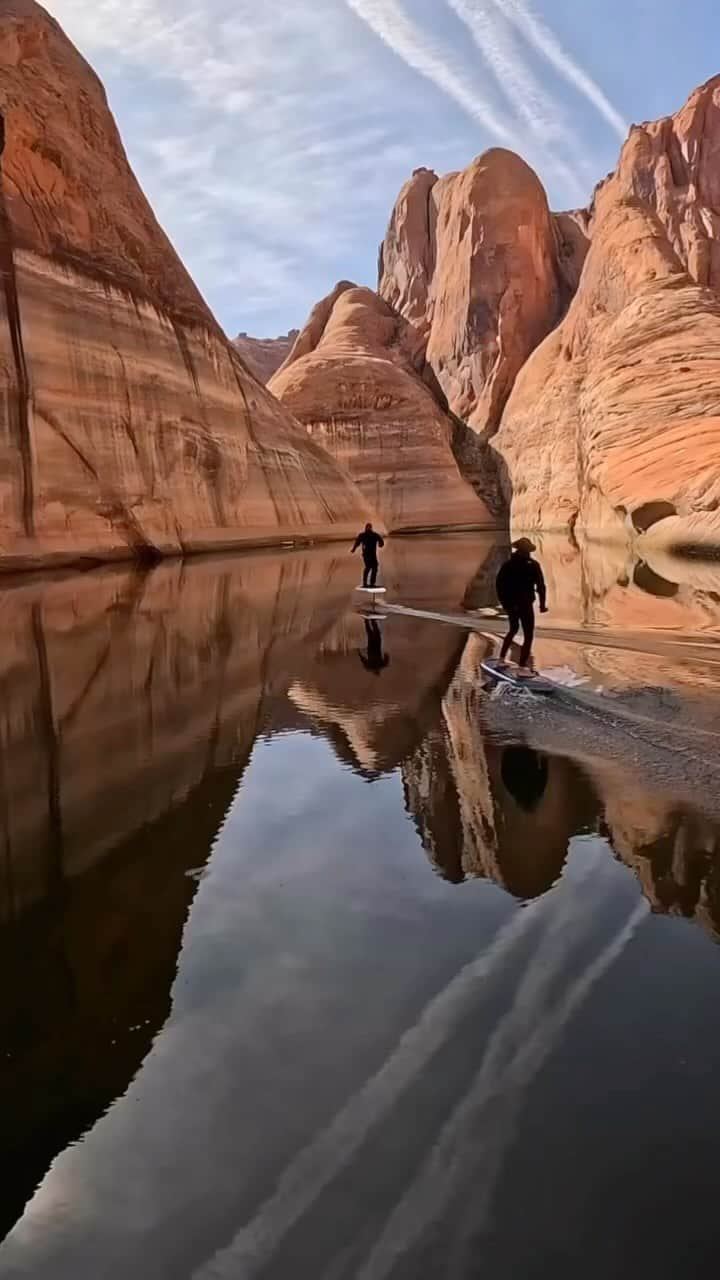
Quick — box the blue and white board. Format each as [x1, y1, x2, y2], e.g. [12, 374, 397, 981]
[480, 657, 555, 695]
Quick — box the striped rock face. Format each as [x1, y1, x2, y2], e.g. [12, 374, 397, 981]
[493, 78, 720, 554]
[0, 0, 369, 570]
[270, 282, 498, 532]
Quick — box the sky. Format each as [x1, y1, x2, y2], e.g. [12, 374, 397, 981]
[44, 0, 720, 337]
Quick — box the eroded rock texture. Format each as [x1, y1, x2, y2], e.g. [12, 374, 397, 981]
[597, 75, 720, 290]
[0, 0, 368, 569]
[233, 330, 298, 383]
[493, 190, 720, 550]
[493, 77, 720, 551]
[269, 282, 493, 530]
[378, 151, 582, 434]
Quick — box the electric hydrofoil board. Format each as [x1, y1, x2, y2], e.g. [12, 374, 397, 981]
[481, 657, 555, 695]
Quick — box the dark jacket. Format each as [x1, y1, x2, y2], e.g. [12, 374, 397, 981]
[496, 554, 546, 609]
[353, 530, 384, 561]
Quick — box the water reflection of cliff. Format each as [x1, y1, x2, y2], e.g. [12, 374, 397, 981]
[528, 535, 720, 694]
[0, 547, 357, 1238]
[5, 533, 720, 1244]
[285, 536, 495, 776]
[403, 635, 597, 895]
[408, 631, 720, 940]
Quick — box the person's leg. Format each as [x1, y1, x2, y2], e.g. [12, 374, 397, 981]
[518, 602, 535, 668]
[500, 606, 520, 661]
[363, 561, 371, 587]
[368, 559, 378, 588]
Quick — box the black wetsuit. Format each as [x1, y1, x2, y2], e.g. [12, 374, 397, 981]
[353, 530, 385, 587]
[496, 553, 547, 668]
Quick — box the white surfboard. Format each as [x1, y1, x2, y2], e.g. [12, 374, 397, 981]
[355, 586, 387, 594]
[480, 657, 555, 695]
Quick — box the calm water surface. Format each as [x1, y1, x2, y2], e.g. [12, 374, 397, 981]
[2, 535, 720, 1278]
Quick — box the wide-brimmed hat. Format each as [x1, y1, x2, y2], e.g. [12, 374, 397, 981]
[512, 537, 537, 553]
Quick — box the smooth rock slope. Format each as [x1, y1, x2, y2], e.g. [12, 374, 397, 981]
[270, 282, 494, 530]
[0, 0, 368, 569]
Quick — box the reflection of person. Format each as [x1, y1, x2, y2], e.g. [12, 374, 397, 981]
[352, 523, 385, 588]
[500, 746, 549, 813]
[496, 537, 548, 673]
[359, 618, 390, 675]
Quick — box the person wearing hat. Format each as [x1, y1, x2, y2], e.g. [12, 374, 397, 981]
[495, 537, 548, 673]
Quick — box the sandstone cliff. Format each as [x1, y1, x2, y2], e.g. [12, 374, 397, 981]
[269, 282, 494, 530]
[596, 75, 720, 290]
[378, 152, 584, 435]
[492, 77, 720, 552]
[493, 189, 720, 550]
[0, 0, 368, 569]
[233, 329, 298, 383]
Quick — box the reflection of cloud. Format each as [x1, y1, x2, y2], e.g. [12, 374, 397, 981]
[195, 848, 629, 1280]
[356, 885, 646, 1280]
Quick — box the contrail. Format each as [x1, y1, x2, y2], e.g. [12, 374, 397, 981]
[447, 0, 592, 196]
[495, 0, 628, 138]
[448, 0, 565, 141]
[345, 0, 520, 148]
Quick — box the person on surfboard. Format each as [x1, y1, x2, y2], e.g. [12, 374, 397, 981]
[352, 523, 385, 588]
[496, 537, 548, 674]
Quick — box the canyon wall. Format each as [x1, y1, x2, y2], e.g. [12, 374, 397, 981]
[233, 329, 298, 383]
[493, 77, 720, 551]
[0, 0, 368, 571]
[375, 80, 720, 551]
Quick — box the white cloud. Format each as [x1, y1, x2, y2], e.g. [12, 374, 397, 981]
[43, 0, 621, 332]
[47, 0, 421, 326]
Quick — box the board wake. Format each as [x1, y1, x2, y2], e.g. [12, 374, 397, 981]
[480, 657, 555, 695]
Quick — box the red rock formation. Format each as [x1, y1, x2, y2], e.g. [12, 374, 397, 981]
[233, 329, 298, 383]
[597, 75, 720, 290]
[269, 282, 494, 530]
[378, 150, 580, 434]
[491, 77, 720, 551]
[0, 0, 368, 570]
[493, 187, 720, 550]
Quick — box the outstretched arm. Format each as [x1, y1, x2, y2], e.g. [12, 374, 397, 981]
[378, 535, 385, 549]
[351, 535, 361, 553]
[534, 563, 548, 611]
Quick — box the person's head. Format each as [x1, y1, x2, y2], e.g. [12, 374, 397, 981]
[512, 537, 536, 560]
[365, 522, 373, 533]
